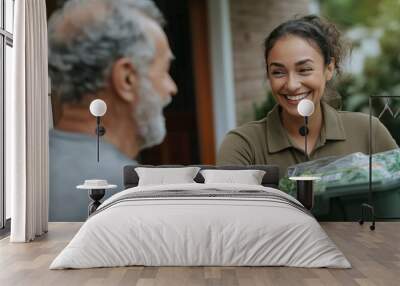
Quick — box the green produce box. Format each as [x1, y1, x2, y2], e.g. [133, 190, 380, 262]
[312, 178, 400, 221]
[280, 149, 400, 221]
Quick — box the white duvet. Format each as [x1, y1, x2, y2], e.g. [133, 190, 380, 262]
[50, 183, 351, 269]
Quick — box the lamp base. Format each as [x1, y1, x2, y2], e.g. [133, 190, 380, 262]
[95, 126, 106, 136]
[299, 126, 309, 136]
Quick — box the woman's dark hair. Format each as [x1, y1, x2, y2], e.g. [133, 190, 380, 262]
[264, 15, 347, 75]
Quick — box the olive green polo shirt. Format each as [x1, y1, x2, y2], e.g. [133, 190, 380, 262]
[217, 102, 398, 178]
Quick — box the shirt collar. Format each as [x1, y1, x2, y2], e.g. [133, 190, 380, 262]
[266, 101, 346, 153]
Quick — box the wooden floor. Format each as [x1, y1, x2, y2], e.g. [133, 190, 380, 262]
[0, 222, 399, 286]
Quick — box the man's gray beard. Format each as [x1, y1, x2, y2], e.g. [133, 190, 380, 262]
[133, 77, 172, 150]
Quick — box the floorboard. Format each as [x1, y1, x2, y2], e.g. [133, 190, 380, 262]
[0, 222, 399, 286]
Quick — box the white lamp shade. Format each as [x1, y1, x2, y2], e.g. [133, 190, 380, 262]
[89, 99, 107, 117]
[297, 99, 315, 117]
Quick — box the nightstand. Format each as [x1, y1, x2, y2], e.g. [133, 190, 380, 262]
[77, 179, 117, 216]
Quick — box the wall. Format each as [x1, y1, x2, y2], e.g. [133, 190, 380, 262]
[230, 0, 310, 125]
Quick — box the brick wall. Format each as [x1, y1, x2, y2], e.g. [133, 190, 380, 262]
[230, 0, 310, 125]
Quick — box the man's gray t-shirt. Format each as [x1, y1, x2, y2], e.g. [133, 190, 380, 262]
[49, 129, 136, 222]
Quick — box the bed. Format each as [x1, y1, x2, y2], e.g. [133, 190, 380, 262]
[50, 165, 350, 269]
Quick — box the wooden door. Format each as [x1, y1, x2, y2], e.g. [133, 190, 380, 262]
[139, 0, 215, 165]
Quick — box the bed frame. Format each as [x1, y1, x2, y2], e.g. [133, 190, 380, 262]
[123, 165, 280, 189]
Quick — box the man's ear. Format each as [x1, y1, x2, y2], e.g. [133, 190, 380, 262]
[326, 57, 335, 81]
[110, 58, 138, 103]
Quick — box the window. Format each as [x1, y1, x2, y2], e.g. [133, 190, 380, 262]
[1, 0, 14, 231]
[5, 0, 13, 33]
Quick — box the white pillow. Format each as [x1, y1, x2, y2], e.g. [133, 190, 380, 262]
[200, 169, 266, 185]
[135, 167, 201, 186]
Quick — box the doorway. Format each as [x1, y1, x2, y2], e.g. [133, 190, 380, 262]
[140, 0, 215, 165]
[139, 0, 199, 165]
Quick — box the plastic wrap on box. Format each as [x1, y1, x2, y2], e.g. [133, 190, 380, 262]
[279, 148, 400, 197]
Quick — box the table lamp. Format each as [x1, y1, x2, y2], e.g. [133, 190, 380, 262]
[89, 99, 107, 162]
[290, 99, 318, 210]
[297, 99, 315, 161]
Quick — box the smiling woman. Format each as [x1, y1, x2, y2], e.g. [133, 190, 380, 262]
[217, 15, 398, 178]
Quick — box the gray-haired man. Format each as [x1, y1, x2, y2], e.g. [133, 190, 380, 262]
[48, 0, 177, 221]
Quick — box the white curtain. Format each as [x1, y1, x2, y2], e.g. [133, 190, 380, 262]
[7, 0, 49, 242]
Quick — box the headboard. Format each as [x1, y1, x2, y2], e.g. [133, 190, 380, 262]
[123, 165, 280, 189]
